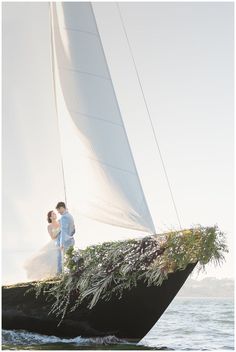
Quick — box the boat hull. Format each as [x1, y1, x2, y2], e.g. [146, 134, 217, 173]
[2, 262, 197, 341]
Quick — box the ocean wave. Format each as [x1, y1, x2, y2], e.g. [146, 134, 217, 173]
[2, 329, 127, 346]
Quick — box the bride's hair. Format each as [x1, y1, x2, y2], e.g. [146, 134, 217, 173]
[47, 210, 53, 223]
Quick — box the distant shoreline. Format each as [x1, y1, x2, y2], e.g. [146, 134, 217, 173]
[177, 277, 234, 298]
[176, 295, 233, 299]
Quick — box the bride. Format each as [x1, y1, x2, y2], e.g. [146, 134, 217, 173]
[24, 210, 61, 280]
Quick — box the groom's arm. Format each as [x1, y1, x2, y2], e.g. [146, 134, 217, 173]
[60, 216, 69, 248]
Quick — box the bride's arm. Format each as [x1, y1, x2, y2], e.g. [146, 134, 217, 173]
[47, 225, 57, 239]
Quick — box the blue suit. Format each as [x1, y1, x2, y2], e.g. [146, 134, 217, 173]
[56, 210, 75, 273]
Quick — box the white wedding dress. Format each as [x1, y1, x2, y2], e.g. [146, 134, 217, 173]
[24, 227, 60, 281]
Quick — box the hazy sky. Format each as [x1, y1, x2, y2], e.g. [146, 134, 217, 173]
[2, 2, 234, 284]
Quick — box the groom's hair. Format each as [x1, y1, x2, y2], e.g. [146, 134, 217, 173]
[56, 201, 66, 209]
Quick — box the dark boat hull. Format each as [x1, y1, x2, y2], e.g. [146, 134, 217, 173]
[2, 263, 196, 341]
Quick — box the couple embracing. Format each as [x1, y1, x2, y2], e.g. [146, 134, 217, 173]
[24, 202, 75, 280]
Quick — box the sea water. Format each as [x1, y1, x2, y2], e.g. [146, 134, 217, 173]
[2, 297, 234, 350]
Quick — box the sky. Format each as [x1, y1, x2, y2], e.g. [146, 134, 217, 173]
[2, 2, 234, 284]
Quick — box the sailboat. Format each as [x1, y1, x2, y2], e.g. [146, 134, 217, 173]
[2, 2, 226, 342]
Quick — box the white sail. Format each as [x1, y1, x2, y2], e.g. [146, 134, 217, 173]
[50, 2, 156, 234]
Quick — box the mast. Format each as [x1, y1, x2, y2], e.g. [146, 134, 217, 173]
[49, 3, 67, 205]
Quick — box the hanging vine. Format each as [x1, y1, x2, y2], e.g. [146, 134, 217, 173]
[27, 225, 228, 326]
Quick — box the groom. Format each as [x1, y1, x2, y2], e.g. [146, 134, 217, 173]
[56, 201, 75, 274]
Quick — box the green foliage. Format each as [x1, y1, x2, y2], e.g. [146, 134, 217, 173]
[30, 225, 227, 325]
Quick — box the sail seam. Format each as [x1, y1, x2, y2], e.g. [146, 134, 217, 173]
[69, 109, 123, 127]
[116, 3, 182, 230]
[58, 66, 110, 81]
[63, 26, 98, 37]
[73, 151, 137, 175]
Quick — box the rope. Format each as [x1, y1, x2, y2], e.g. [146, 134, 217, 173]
[49, 3, 67, 205]
[116, 3, 182, 230]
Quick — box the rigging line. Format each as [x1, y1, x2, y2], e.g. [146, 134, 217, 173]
[116, 3, 182, 230]
[49, 3, 67, 205]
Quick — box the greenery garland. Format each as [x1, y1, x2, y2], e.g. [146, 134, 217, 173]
[29, 225, 228, 326]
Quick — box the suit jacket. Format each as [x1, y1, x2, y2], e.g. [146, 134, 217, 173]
[57, 210, 75, 247]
